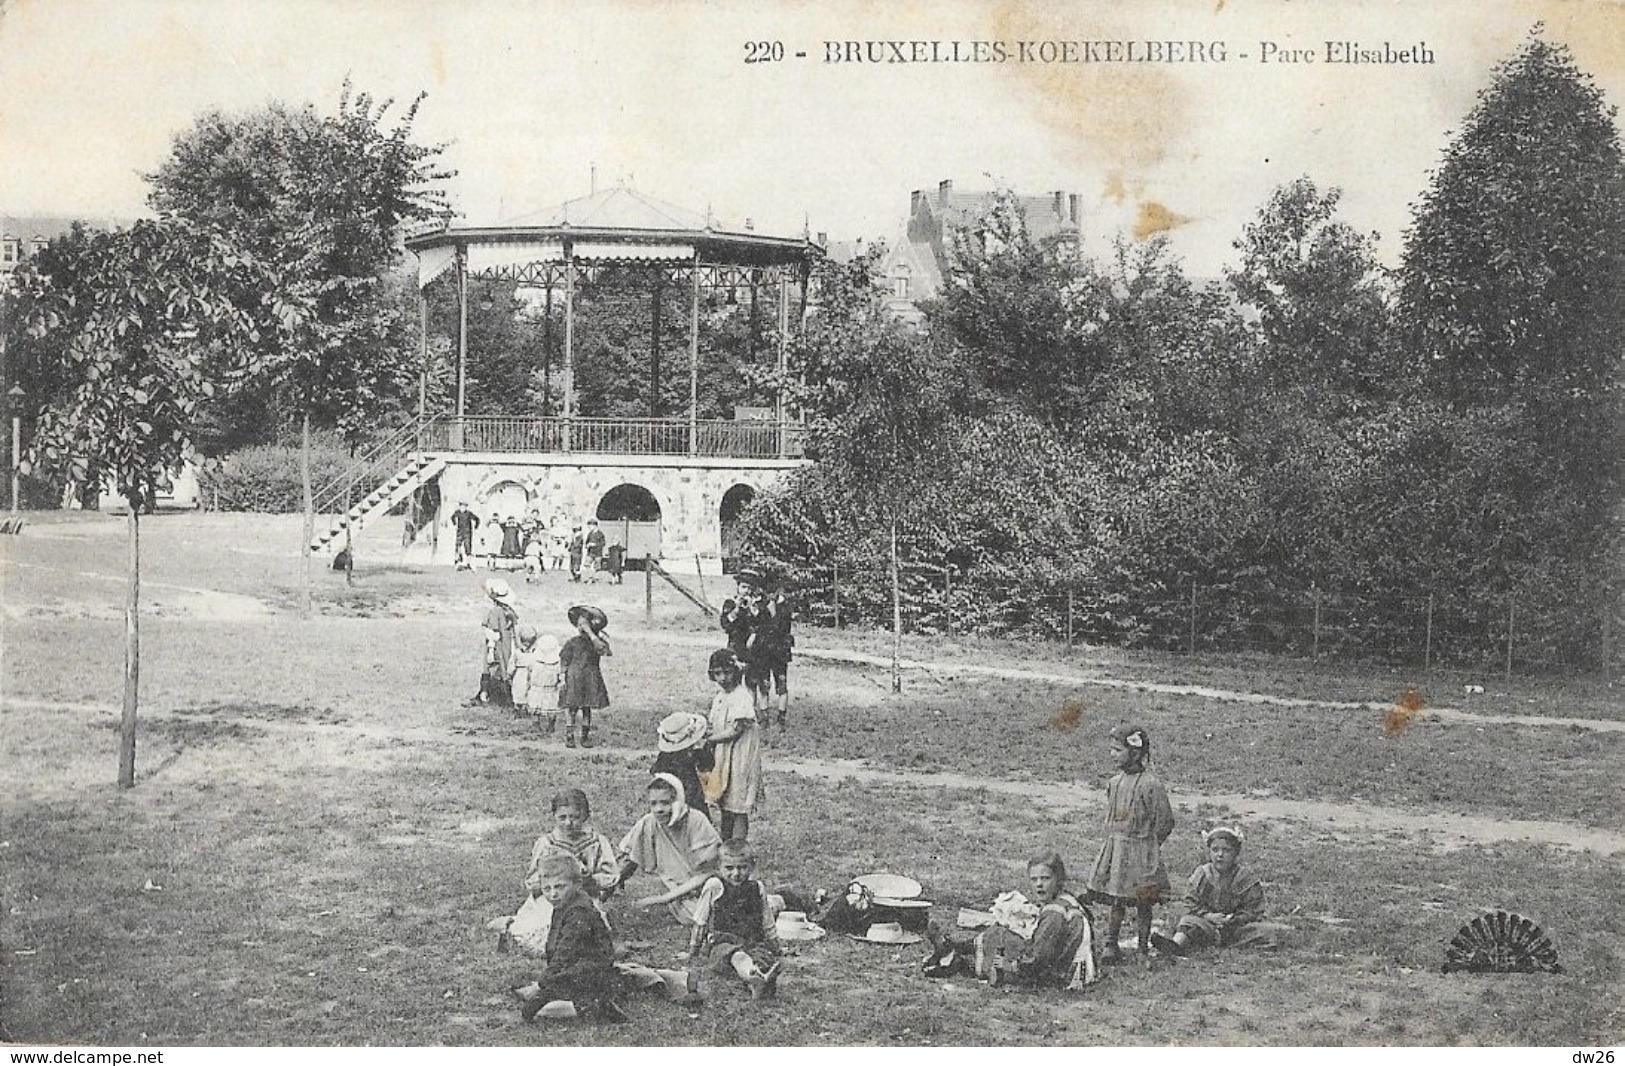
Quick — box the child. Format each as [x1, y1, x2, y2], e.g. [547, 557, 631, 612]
[516, 853, 628, 1023]
[704, 648, 763, 842]
[567, 526, 585, 582]
[980, 852, 1096, 989]
[523, 536, 545, 583]
[746, 583, 794, 729]
[465, 578, 517, 709]
[480, 511, 504, 570]
[557, 605, 610, 748]
[689, 839, 783, 1000]
[1086, 724, 1174, 962]
[510, 624, 548, 725]
[527, 789, 621, 899]
[615, 773, 722, 926]
[653, 711, 716, 813]
[1152, 827, 1288, 955]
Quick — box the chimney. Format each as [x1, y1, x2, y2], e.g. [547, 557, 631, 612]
[1054, 191, 1065, 218]
[816, 231, 827, 247]
[911, 189, 924, 215]
[938, 179, 953, 207]
[1069, 194, 1081, 224]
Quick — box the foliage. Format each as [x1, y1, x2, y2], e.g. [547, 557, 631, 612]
[196, 439, 358, 513]
[146, 82, 452, 442]
[14, 220, 262, 505]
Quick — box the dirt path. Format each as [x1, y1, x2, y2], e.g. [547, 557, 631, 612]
[638, 630, 1625, 735]
[8, 696, 1623, 858]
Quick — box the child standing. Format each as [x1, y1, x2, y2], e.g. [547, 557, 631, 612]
[1086, 724, 1174, 962]
[689, 839, 783, 1000]
[480, 511, 504, 569]
[1152, 827, 1288, 955]
[703, 648, 763, 842]
[558, 605, 611, 748]
[654, 711, 716, 813]
[510, 624, 552, 725]
[516, 853, 628, 1024]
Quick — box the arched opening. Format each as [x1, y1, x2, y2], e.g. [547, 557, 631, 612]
[720, 483, 756, 570]
[480, 480, 530, 522]
[596, 483, 663, 565]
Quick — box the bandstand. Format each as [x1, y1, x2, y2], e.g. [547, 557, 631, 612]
[311, 187, 822, 569]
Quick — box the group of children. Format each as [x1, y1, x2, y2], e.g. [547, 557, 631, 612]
[468, 578, 612, 748]
[449, 502, 626, 584]
[718, 570, 795, 729]
[502, 718, 1285, 1025]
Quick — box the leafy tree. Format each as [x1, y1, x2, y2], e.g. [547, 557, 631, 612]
[14, 220, 263, 787]
[147, 83, 451, 613]
[1229, 177, 1392, 399]
[1398, 32, 1625, 410]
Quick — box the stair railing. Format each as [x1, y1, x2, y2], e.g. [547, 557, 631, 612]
[310, 415, 442, 517]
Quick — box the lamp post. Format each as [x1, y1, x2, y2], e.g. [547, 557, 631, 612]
[8, 382, 24, 515]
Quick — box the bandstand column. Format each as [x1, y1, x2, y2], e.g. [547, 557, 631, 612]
[563, 244, 575, 453]
[688, 252, 700, 457]
[776, 269, 789, 459]
[455, 245, 467, 451]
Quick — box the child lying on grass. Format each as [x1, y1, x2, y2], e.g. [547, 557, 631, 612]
[1152, 826, 1291, 955]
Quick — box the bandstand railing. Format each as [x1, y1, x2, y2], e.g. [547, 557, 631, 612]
[420, 415, 805, 459]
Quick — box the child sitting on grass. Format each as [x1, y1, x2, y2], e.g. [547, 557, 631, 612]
[615, 773, 722, 925]
[527, 789, 620, 899]
[980, 851, 1096, 989]
[516, 853, 628, 1024]
[1086, 724, 1174, 962]
[1152, 826, 1290, 955]
[689, 839, 783, 1000]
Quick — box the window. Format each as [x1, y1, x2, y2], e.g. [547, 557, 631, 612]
[1, 240, 17, 265]
[892, 277, 909, 299]
[28, 239, 47, 258]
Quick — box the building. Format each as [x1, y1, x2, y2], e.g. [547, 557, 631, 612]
[827, 180, 1083, 321]
[1, 214, 136, 274]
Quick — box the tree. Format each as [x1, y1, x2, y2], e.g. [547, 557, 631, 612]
[1229, 177, 1392, 399]
[1396, 30, 1625, 662]
[147, 83, 451, 613]
[14, 221, 263, 787]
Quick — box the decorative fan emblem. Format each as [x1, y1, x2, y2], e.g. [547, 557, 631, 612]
[1443, 911, 1562, 974]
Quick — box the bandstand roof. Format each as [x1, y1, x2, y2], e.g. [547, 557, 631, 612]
[407, 186, 824, 286]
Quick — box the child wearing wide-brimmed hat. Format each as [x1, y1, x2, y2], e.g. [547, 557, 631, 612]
[465, 577, 519, 708]
[558, 604, 611, 748]
[688, 839, 784, 1000]
[1152, 826, 1289, 955]
[1086, 724, 1175, 962]
[653, 711, 715, 812]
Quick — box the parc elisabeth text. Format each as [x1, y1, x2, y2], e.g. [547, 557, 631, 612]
[742, 39, 1435, 65]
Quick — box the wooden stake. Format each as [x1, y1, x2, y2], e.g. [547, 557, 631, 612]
[118, 506, 141, 789]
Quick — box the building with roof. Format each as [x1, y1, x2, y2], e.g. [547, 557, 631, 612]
[827, 179, 1082, 322]
[1, 214, 136, 273]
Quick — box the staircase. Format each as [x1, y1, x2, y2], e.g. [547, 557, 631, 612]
[309, 449, 447, 555]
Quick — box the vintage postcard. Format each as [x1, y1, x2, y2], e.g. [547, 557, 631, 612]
[1, 0, 1620, 1057]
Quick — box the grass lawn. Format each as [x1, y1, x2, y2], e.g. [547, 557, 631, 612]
[2, 512, 1621, 1046]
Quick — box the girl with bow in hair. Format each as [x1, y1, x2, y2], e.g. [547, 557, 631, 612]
[1086, 724, 1175, 962]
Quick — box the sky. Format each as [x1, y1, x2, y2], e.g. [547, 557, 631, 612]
[2, 0, 1622, 277]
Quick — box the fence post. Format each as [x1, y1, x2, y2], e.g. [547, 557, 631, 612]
[943, 566, 952, 636]
[1188, 580, 1198, 656]
[1505, 598, 1515, 683]
[645, 554, 653, 620]
[832, 561, 842, 630]
[1066, 587, 1075, 649]
[1311, 584, 1321, 663]
[1424, 591, 1435, 673]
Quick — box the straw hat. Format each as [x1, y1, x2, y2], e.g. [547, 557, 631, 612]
[850, 922, 922, 946]
[774, 911, 827, 942]
[484, 577, 514, 602]
[566, 604, 608, 631]
[852, 873, 922, 900]
[657, 712, 708, 753]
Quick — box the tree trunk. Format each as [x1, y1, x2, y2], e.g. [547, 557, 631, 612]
[118, 506, 141, 788]
[890, 518, 902, 693]
[301, 409, 313, 618]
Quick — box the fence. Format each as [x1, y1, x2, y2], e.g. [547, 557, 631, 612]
[422, 416, 804, 459]
[791, 562, 1620, 679]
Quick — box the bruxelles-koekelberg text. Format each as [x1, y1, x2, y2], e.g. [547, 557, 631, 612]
[820, 40, 1436, 65]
